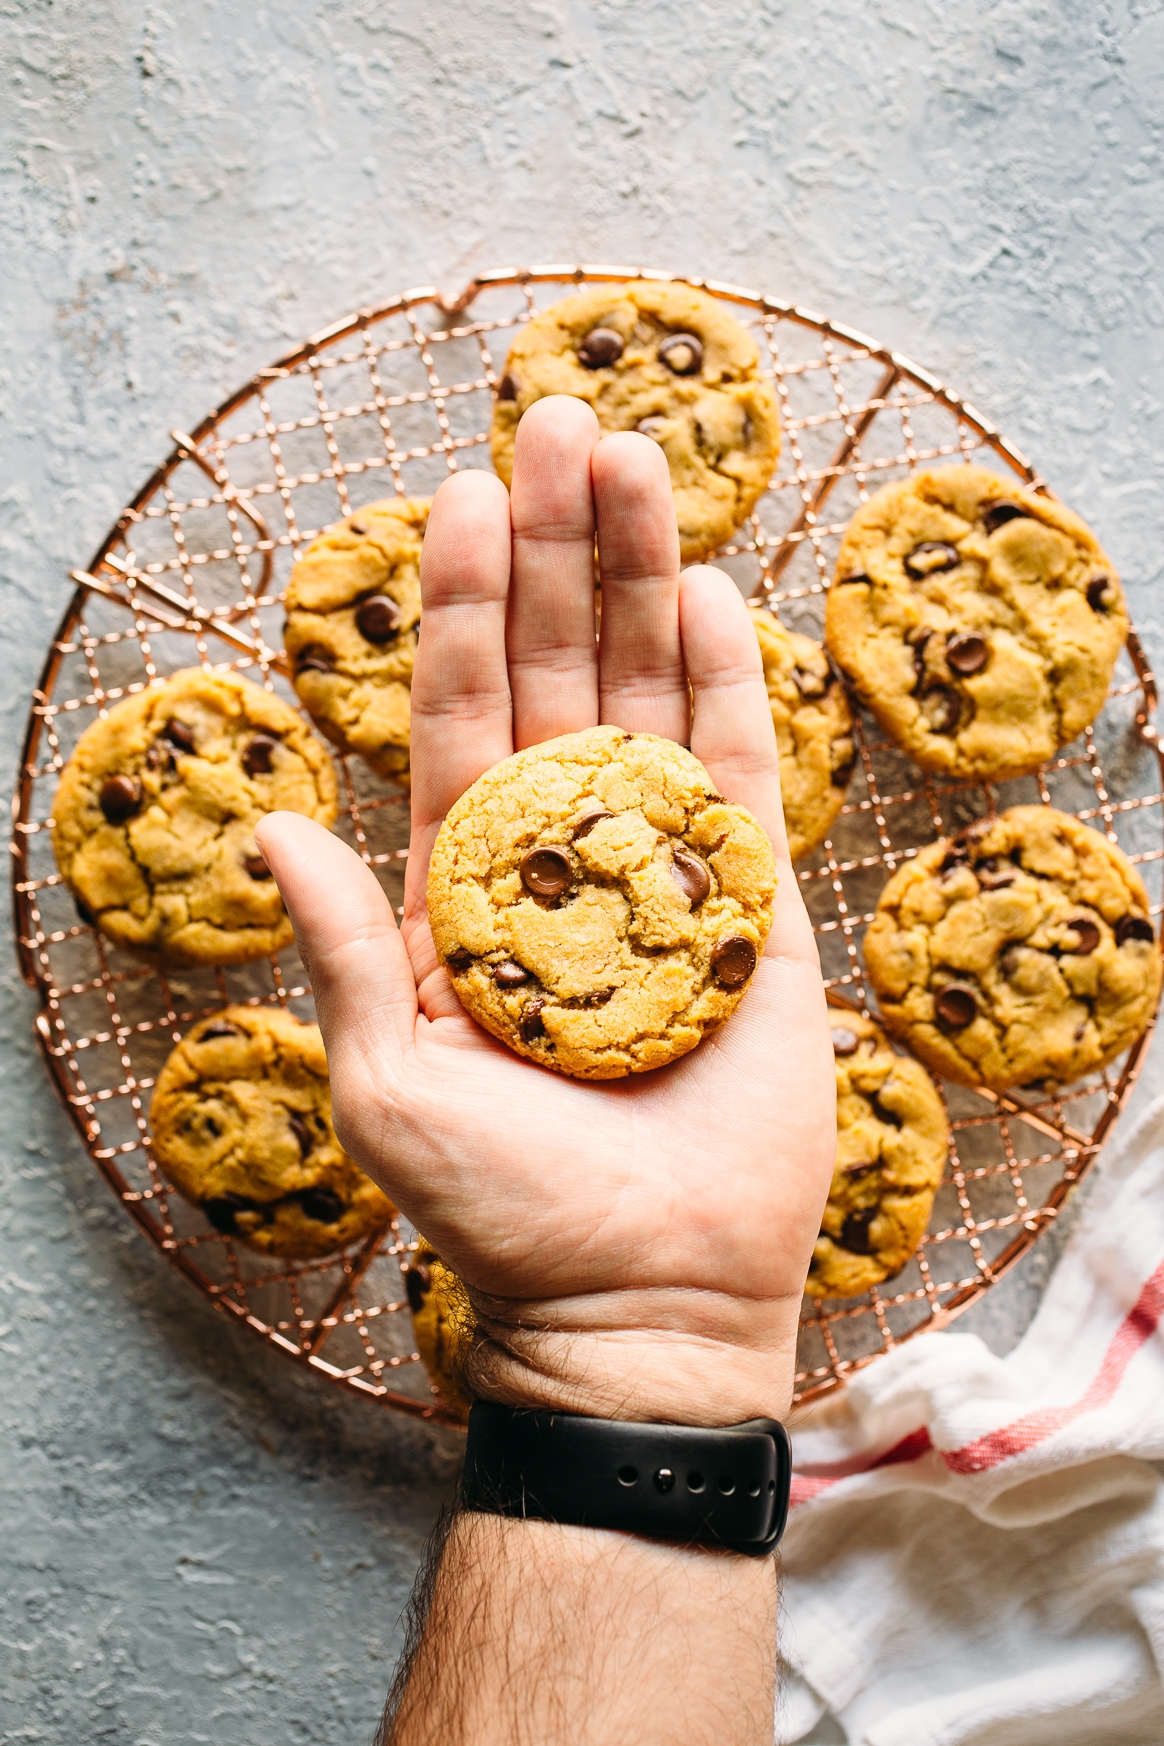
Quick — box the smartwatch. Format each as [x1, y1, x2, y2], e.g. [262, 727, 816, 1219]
[462, 1401, 792, 1557]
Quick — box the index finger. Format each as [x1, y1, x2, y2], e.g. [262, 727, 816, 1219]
[408, 470, 514, 895]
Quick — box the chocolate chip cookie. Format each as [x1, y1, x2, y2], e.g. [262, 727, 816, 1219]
[825, 467, 1127, 782]
[405, 1237, 474, 1422]
[808, 1006, 949, 1300]
[52, 668, 338, 967]
[426, 725, 778, 1079]
[752, 607, 855, 860]
[284, 497, 427, 784]
[490, 282, 781, 564]
[864, 806, 1161, 1091]
[150, 1005, 394, 1260]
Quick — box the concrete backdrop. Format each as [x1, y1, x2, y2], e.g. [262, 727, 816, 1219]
[3, 1, 1164, 1740]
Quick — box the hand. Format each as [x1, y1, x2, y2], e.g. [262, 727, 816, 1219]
[258, 396, 835, 1427]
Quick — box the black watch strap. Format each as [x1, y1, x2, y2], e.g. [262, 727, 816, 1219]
[462, 1402, 792, 1557]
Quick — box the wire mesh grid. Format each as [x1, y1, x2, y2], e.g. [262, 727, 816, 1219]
[11, 265, 1164, 1418]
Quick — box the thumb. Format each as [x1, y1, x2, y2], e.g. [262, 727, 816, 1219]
[254, 813, 418, 1079]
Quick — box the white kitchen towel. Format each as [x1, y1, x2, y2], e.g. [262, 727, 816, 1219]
[777, 1092, 1164, 1746]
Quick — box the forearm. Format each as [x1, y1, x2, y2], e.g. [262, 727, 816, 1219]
[385, 1510, 778, 1746]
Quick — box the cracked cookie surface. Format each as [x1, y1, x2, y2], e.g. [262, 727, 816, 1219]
[150, 1005, 394, 1260]
[52, 667, 338, 967]
[284, 496, 427, 783]
[825, 466, 1127, 781]
[864, 806, 1161, 1091]
[426, 725, 778, 1079]
[406, 1237, 474, 1422]
[808, 1007, 949, 1300]
[490, 282, 781, 564]
[752, 607, 854, 860]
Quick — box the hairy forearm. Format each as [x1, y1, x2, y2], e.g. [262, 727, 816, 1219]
[384, 1509, 778, 1746]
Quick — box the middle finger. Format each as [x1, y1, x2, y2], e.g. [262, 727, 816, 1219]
[593, 430, 689, 743]
[507, 395, 603, 749]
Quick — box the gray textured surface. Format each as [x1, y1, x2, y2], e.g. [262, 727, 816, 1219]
[4, 1, 1164, 1739]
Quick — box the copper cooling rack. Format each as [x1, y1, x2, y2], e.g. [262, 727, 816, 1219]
[12, 265, 1164, 1417]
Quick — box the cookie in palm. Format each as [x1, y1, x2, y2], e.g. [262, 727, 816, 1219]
[427, 725, 777, 1079]
[491, 282, 781, 563]
[808, 1008, 949, 1300]
[752, 607, 855, 860]
[150, 1005, 394, 1260]
[284, 497, 427, 783]
[825, 466, 1127, 782]
[52, 667, 337, 967]
[405, 1238, 475, 1422]
[864, 806, 1161, 1092]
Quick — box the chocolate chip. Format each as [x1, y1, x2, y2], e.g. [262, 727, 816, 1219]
[910, 630, 932, 693]
[976, 859, 1016, 890]
[872, 1092, 902, 1129]
[844, 1161, 878, 1179]
[934, 984, 977, 1031]
[300, 1186, 345, 1224]
[244, 853, 272, 880]
[920, 687, 962, 735]
[793, 665, 828, 699]
[831, 1027, 859, 1056]
[982, 500, 1029, 535]
[571, 808, 613, 842]
[200, 1021, 240, 1039]
[145, 743, 168, 771]
[241, 734, 277, 776]
[1064, 918, 1100, 955]
[671, 849, 711, 908]
[636, 417, 668, 440]
[940, 845, 969, 873]
[288, 1113, 312, 1158]
[203, 1193, 257, 1235]
[840, 1208, 877, 1254]
[446, 948, 473, 974]
[1116, 915, 1155, 946]
[836, 572, 872, 586]
[349, 520, 368, 536]
[296, 648, 334, 675]
[658, 332, 703, 375]
[520, 847, 573, 899]
[710, 936, 757, 987]
[355, 595, 403, 644]
[493, 961, 530, 987]
[497, 372, 518, 401]
[519, 998, 547, 1042]
[946, 632, 989, 675]
[578, 327, 625, 368]
[99, 774, 143, 824]
[1000, 946, 1023, 981]
[1087, 576, 1115, 613]
[905, 542, 960, 579]
[405, 1264, 431, 1314]
[164, 718, 197, 753]
[74, 896, 96, 926]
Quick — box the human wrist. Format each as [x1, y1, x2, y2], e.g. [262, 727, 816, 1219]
[462, 1298, 800, 1427]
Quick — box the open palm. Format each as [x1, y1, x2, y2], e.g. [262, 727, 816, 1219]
[258, 397, 835, 1424]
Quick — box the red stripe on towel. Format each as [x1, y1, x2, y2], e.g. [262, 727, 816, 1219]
[941, 1260, 1164, 1474]
[789, 1260, 1164, 1505]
